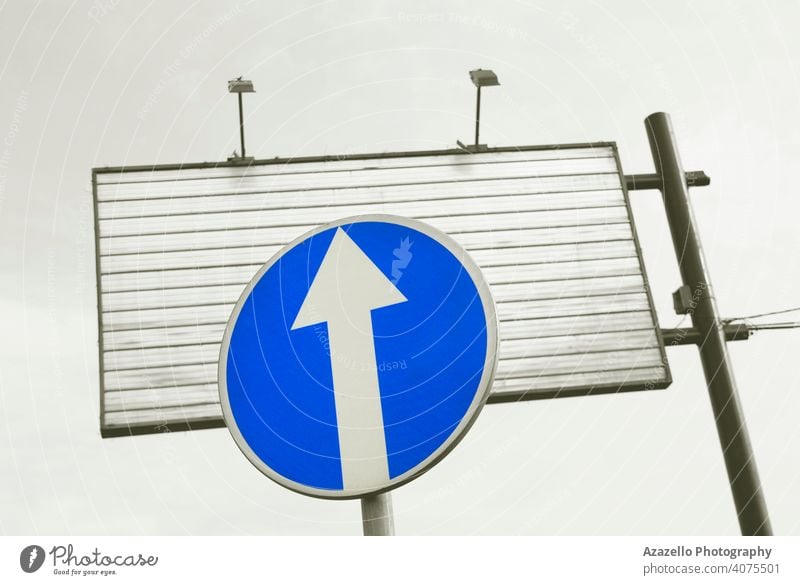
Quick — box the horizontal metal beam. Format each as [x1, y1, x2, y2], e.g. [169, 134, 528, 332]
[92, 142, 618, 175]
[661, 323, 752, 346]
[625, 170, 710, 191]
[100, 417, 225, 438]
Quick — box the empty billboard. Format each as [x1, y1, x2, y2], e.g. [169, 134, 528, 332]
[93, 143, 670, 437]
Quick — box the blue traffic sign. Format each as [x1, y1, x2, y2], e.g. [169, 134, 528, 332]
[219, 215, 498, 499]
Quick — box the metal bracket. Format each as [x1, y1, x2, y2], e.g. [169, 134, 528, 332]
[625, 170, 710, 191]
[226, 156, 255, 165]
[456, 140, 489, 153]
[672, 284, 694, 315]
[661, 323, 753, 345]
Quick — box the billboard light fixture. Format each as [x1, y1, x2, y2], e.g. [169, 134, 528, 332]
[228, 77, 255, 162]
[469, 69, 499, 88]
[228, 78, 255, 93]
[460, 69, 500, 151]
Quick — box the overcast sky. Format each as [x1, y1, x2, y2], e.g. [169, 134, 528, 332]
[1, 0, 799, 535]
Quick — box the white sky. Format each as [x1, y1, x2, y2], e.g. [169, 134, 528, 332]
[1, 0, 799, 535]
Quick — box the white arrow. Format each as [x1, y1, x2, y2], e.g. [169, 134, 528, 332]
[292, 227, 407, 491]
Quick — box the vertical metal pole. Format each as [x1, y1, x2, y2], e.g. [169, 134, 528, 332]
[238, 92, 246, 158]
[474, 86, 481, 147]
[361, 492, 395, 536]
[644, 112, 772, 536]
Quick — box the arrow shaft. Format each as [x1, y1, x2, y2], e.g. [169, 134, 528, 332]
[327, 310, 390, 490]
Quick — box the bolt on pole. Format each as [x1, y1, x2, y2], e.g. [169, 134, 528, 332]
[644, 112, 772, 536]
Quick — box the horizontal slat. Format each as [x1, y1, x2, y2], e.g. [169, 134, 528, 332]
[101, 245, 283, 273]
[99, 189, 625, 236]
[103, 309, 655, 353]
[104, 384, 219, 412]
[502, 329, 658, 360]
[101, 222, 635, 259]
[105, 322, 227, 351]
[96, 147, 614, 185]
[105, 344, 217, 372]
[102, 291, 651, 335]
[103, 347, 663, 414]
[99, 175, 623, 219]
[103, 303, 235, 332]
[102, 264, 261, 293]
[495, 293, 651, 322]
[495, 347, 665, 380]
[103, 403, 223, 427]
[491, 366, 668, 395]
[101, 256, 642, 294]
[103, 341, 663, 394]
[457, 225, 633, 252]
[103, 327, 657, 374]
[100, 202, 628, 239]
[99, 208, 630, 257]
[100, 271, 646, 313]
[101, 239, 638, 276]
[103, 344, 664, 396]
[98, 157, 617, 201]
[470, 240, 637, 268]
[492, 274, 646, 304]
[102, 283, 245, 313]
[104, 362, 218, 392]
[482, 257, 642, 286]
[103, 363, 668, 429]
[502, 310, 655, 341]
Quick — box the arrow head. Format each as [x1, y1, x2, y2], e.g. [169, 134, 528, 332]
[292, 228, 408, 330]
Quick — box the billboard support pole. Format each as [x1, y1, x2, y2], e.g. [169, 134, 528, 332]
[361, 492, 395, 536]
[238, 93, 246, 158]
[644, 112, 772, 536]
[474, 85, 481, 147]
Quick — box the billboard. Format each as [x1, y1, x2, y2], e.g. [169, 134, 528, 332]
[93, 144, 670, 437]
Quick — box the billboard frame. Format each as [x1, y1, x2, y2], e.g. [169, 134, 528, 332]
[92, 141, 670, 438]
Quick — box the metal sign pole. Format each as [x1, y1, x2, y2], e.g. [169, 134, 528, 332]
[644, 112, 772, 536]
[361, 492, 395, 536]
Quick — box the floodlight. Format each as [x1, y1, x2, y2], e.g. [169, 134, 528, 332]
[469, 69, 500, 88]
[468, 69, 500, 148]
